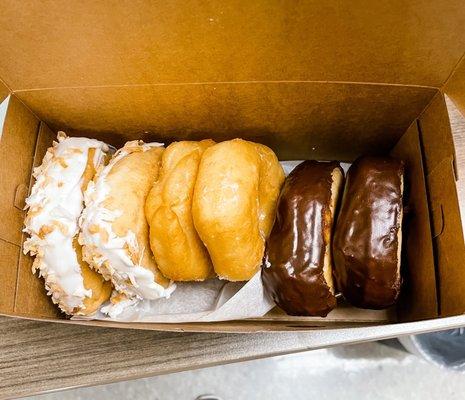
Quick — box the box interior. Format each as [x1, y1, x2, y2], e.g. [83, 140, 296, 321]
[0, 1, 464, 331]
[0, 82, 454, 329]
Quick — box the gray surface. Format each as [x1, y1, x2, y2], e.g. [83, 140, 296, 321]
[28, 342, 464, 400]
[400, 329, 465, 370]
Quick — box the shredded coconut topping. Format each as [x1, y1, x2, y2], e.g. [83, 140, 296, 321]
[23, 132, 110, 314]
[79, 140, 176, 306]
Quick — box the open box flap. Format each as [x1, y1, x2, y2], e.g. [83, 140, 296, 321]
[0, 96, 40, 315]
[443, 55, 465, 118]
[418, 93, 465, 316]
[0, 1, 465, 91]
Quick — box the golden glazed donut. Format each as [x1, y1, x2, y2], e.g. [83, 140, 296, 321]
[80, 141, 175, 301]
[23, 132, 112, 315]
[145, 140, 215, 281]
[192, 139, 285, 281]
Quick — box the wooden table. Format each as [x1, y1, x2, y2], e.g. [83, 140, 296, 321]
[1, 98, 464, 399]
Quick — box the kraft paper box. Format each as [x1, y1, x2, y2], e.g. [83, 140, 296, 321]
[0, 1, 464, 334]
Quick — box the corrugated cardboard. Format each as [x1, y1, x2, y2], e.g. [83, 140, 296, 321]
[0, 1, 463, 332]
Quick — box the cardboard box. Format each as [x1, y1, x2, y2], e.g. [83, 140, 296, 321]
[0, 1, 464, 334]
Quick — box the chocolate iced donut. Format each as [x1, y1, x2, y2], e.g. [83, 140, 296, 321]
[333, 156, 404, 309]
[262, 161, 344, 317]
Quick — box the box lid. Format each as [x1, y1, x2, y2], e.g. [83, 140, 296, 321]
[0, 1, 464, 109]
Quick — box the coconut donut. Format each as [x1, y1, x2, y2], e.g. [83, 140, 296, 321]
[23, 132, 112, 315]
[79, 140, 175, 301]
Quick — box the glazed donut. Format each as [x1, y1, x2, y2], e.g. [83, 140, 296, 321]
[192, 139, 285, 281]
[145, 140, 215, 281]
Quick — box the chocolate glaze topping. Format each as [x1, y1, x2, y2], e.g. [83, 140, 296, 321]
[262, 161, 342, 317]
[333, 156, 404, 309]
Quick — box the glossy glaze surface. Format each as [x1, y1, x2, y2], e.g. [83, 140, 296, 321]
[262, 161, 342, 317]
[333, 156, 404, 309]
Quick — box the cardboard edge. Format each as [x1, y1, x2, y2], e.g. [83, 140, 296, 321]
[443, 51, 465, 120]
[0, 312, 392, 333]
[0, 78, 11, 104]
[0, 95, 11, 138]
[418, 92, 459, 179]
[4, 311, 465, 335]
[390, 120, 438, 321]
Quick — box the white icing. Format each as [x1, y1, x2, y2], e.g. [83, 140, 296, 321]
[79, 140, 176, 301]
[100, 293, 139, 319]
[23, 132, 109, 314]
